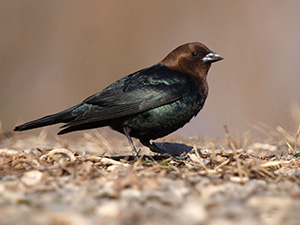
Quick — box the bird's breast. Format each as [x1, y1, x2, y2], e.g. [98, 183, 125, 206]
[118, 91, 205, 140]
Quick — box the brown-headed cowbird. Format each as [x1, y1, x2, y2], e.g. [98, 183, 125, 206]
[14, 42, 223, 154]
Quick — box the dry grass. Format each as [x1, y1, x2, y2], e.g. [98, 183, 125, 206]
[0, 125, 300, 225]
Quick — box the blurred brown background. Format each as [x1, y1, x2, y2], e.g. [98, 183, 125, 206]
[1, 1, 300, 138]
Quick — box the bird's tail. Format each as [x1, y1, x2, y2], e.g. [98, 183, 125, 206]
[14, 104, 81, 132]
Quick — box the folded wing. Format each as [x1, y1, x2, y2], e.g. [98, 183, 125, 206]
[59, 64, 188, 133]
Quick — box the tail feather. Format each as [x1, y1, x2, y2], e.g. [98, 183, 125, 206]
[14, 104, 81, 132]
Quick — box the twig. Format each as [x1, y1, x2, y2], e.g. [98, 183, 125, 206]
[100, 157, 131, 167]
[40, 148, 76, 162]
[194, 145, 208, 171]
[259, 161, 290, 168]
[214, 158, 230, 170]
[277, 126, 295, 144]
[294, 124, 300, 154]
[210, 142, 216, 163]
[224, 125, 244, 179]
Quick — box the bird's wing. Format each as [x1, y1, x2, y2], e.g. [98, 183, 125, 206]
[62, 64, 188, 127]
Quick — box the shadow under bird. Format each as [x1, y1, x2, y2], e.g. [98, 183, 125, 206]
[14, 42, 223, 155]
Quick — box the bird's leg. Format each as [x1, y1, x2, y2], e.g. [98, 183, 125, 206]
[123, 127, 138, 156]
[140, 139, 165, 154]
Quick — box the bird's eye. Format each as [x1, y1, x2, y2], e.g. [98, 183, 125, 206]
[191, 51, 198, 57]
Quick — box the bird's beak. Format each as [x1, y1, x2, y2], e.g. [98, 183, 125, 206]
[202, 52, 223, 64]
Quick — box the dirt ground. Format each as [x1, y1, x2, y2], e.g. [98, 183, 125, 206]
[0, 126, 300, 225]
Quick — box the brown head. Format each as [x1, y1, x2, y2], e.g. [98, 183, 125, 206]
[160, 42, 223, 88]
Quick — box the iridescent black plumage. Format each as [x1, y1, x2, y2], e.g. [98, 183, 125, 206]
[14, 42, 223, 154]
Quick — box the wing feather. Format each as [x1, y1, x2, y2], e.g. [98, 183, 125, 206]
[61, 64, 189, 129]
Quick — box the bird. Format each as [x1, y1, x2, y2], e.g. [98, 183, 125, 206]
[14, 42, 223, 155]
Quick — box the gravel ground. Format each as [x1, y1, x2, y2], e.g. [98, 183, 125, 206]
[0, 127, 300, 225]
